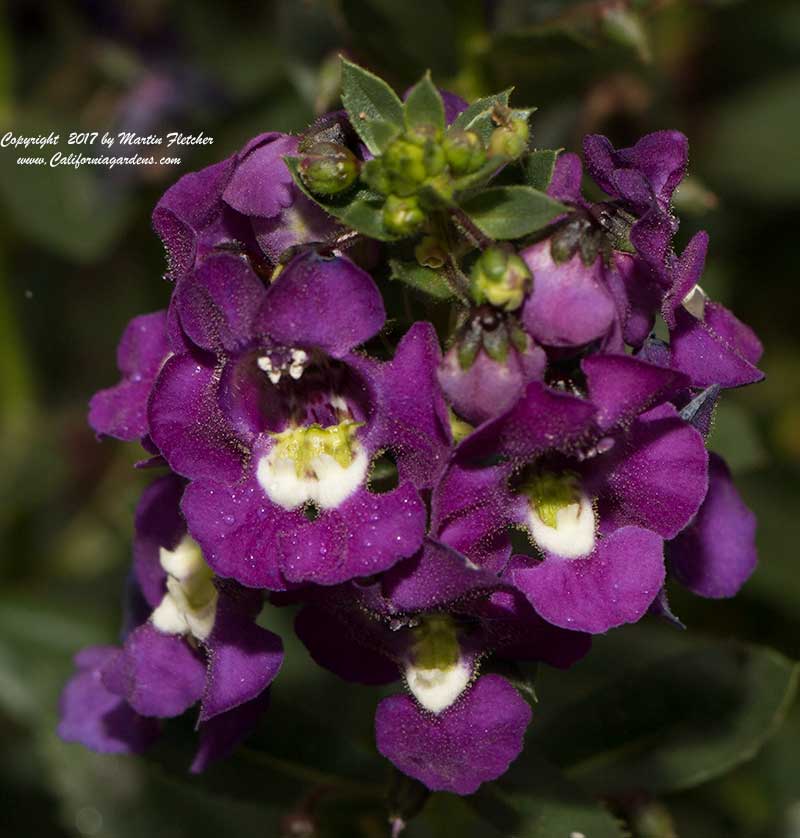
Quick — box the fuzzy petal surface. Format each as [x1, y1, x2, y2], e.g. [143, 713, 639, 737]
[375, 674, 531, 794]
[512, 526, 665, 634]
[58, 647, 160, 754]
[89, 311, 169, 441]
[200, 594, 283, 720]
[102, 623, 206, 718]
[668, 454, 757, 598]
[257, 252, 385, 357]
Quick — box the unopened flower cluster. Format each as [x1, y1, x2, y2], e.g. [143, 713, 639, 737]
[59, 62, 762, 795]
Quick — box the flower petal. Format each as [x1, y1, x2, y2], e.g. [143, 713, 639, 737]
[148, 353, 246, 483]
[89, 311, 169, 441]
[381, 322, 453, 488]
[102, 624, 206, 718]
[512, 526, 665, 634]
[222, 133, 298, 218]
[521, 241, 617, 347]
[152, 156, 235, 281]
[294, 605, 398, 685]
[181, 474, 305, 590]
[200, 592, 283, 721]
[257, 252, 385, 357]
[375, 674, 532, 794]
[58, 646, 160, 754]
[582, 353, 689, 432]
[133, 474, 185, 609]
[175, 252, 267, 354]
[278, 482, 426, 586]
[668, 454, 757, 598]
[588, 403, 709, 539]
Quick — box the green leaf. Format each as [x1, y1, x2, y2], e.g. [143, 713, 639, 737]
[452, 159, 504, 193]
[533, 642, 799, 796]
[468, 751, 626, 837]
[404, 72, 445, 132]
[340, 57, 404, 154]
[523, 149, 559, 192]
[451, 89, 513, 144]
[389, 259, 454, 300]
[284, 157, 397, 241]
[460, 185, 566, 239]
[369, 118, 403, 150]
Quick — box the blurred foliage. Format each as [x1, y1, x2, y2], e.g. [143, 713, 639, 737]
[1, 0, 799, 835]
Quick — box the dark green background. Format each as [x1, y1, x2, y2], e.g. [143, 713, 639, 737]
[1, 1, 798, 835]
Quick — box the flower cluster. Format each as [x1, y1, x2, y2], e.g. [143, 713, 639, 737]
[60, 62, 762, 797]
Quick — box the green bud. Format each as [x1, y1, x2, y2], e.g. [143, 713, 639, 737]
[417, 174, 455, 210]
[298, 142, 359, 196]
[383, 138, 428, 193]
[383, 194, 426, 236]
[488, 117, 530, 160]
[578, 228, 602, 266]
[443, 130, 487, 175]
[361, 158, 392, 195]
[471, 246, 532, 311]
[374, 129, 447, 198]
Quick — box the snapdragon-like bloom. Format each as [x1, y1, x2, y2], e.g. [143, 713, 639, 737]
[69, 61, 766, 801]
[152, 131, 337, 282]
[291, 536, 589, 794]
[148, 251, 435, 589]
[436, 354, 710, 633]
[59, 474, 283, 770]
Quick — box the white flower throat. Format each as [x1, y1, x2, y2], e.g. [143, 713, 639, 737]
[520, 470, 596, 559]
[404, 615, 471, 714]
[256, 420, 368, 510]
[151, 536, 218, 641]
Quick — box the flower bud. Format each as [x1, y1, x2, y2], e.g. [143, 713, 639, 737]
[383, 194, 426, 236]
[298, 142, 359, 195]
[470, 246, 532, 311]
[443, 130, 487, 174]
[381, 133, 446, 196]
[488, 117, 530, 160]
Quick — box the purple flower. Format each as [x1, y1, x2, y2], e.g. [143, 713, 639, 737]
[58, 646, 160, 755]
[516, 139, 683, 354]
[438, 308, 547, 426]
[583, 130, 687, 274]
[152, 132, 336, 282]
[291, 536, 589, 794]
[667, 453, 757, 598]
[436, 354, 709, 633]
[149, 252, 432, 589]
[59, 474, 283, 771]
[88, 310, 170, 443]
